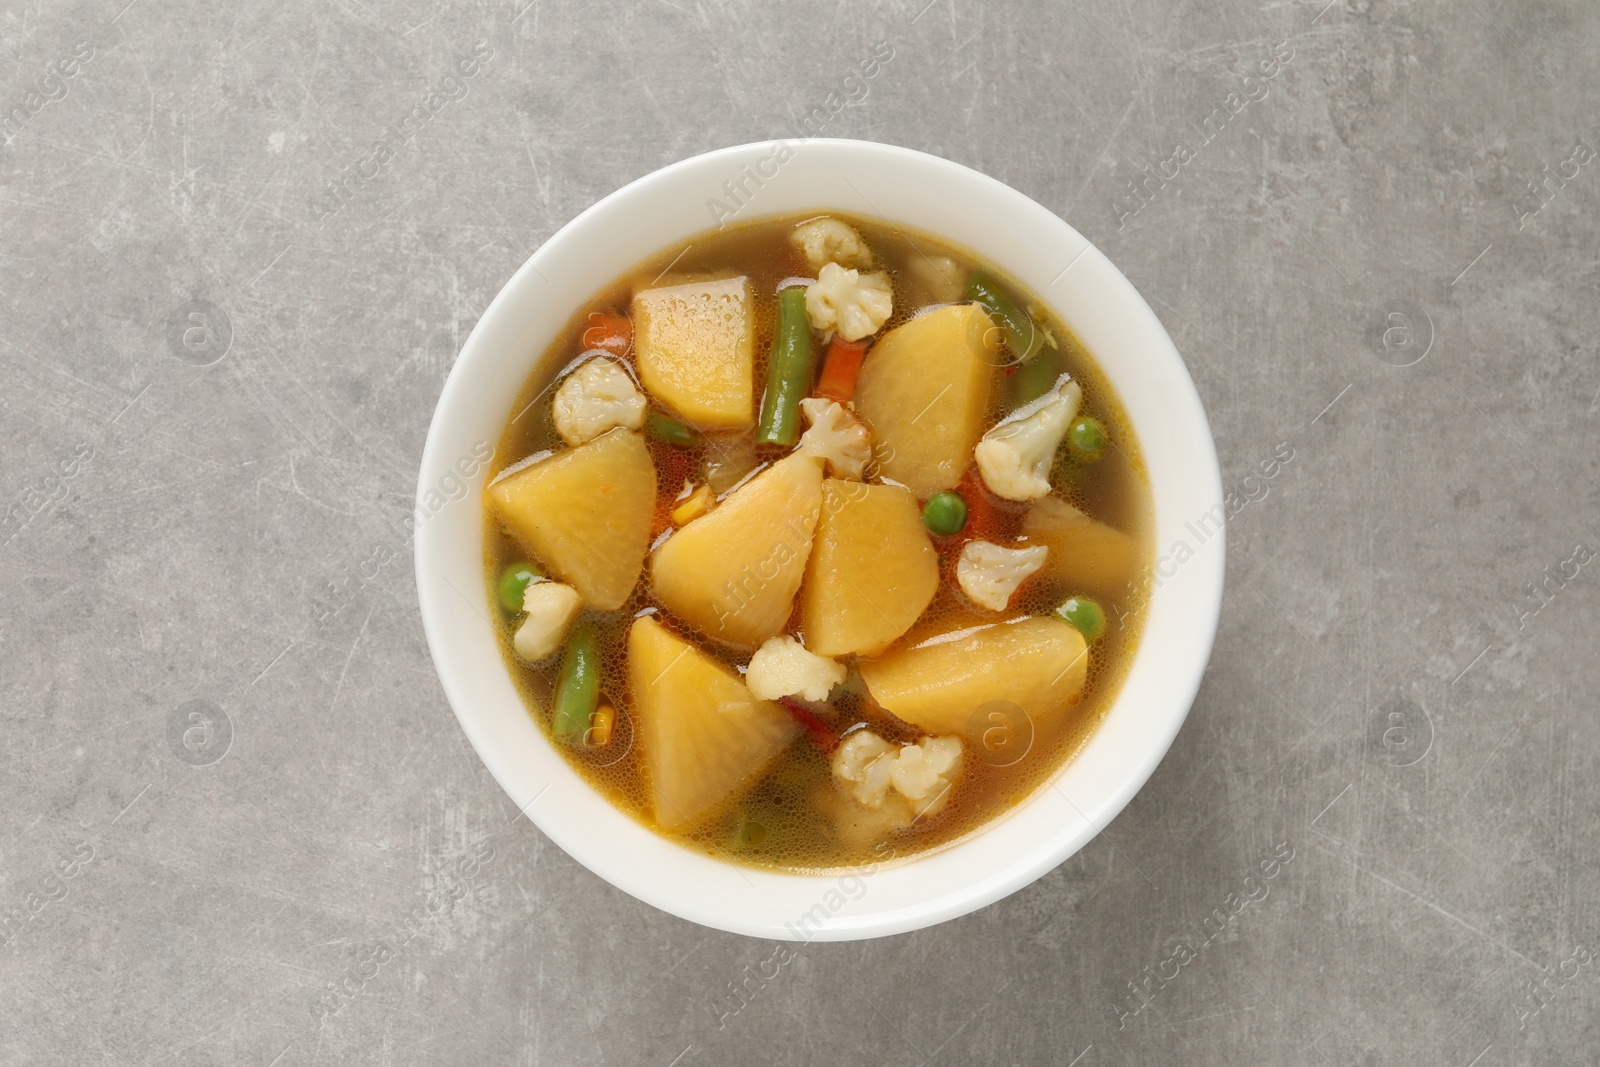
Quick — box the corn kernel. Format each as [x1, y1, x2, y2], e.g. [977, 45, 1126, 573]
[671, 484, 714, 526]
[584, 703, 615, 748]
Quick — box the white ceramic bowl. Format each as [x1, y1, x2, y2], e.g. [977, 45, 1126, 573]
[416, 139, 1224, 941]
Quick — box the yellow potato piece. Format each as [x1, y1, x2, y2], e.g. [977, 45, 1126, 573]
[629, 616, 800, 832]
[650, 453, 823, 649]
[802, 479, 938, 657]
[632, 277, 755, 430]
[485, 428, 655, 611]
[858, 617, 1088, 735]
[1021, 496, 1143, 601]
[853, 303, 998, 497]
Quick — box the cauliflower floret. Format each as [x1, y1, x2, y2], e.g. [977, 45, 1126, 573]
[831, 730, 965, 819]
[819, 783, 915, 845]
[789, 217, 875, 272]
[551, 357, 646, 446]
[956, 541, 1049, 611]
[797, 398, 873, 479]
[831, 729, 898, 808]
[889, 735, 964, 817]
[513, 582, 582, 662]
[973, 376, 1083, 501]
[745, 634, 846, 702]
[907, 254, 966, 303]
[805, 263, 894, 342]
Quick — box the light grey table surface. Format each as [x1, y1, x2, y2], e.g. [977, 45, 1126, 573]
[4, 0, 1598, 1063]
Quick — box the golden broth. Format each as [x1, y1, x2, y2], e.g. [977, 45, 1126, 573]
[483, 212, 1153, 872]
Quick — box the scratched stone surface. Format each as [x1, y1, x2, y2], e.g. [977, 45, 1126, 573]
[3, 0, 1599, 1063]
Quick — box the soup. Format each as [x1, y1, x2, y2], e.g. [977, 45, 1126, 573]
[482, 212, 1152, 871]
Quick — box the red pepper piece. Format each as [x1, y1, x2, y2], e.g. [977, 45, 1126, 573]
[780, 696, 838, 754]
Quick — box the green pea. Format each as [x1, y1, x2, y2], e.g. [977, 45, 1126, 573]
[1054, 596, 1107, 642]
[496, 562, 542, 614]
[922, 491, 969, 536]
[1067, 416, 1108, 461]
[730, 815, 768, 851]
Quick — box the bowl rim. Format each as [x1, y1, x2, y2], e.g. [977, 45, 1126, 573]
[416, 138, 1225, 941]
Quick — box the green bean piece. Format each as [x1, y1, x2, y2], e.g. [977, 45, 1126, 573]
[1054, 596, 1108, 642]
[756, 287, 816, 447]
[922, 491, 969, 536]
[496, 562, 543, 614]
[1006, 343, 1065, 409]
[1067, 416, 1109, 461]
[646, 409, 699, 448]
[551, 620, 600, 744]
[966, 270, 1045, 364]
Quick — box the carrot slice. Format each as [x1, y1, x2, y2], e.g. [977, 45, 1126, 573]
[954, 467, 1016, 545]
[933, 470, 1027, 593]
[581, 310, 632, 357]
[814, 337, 869, 402]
